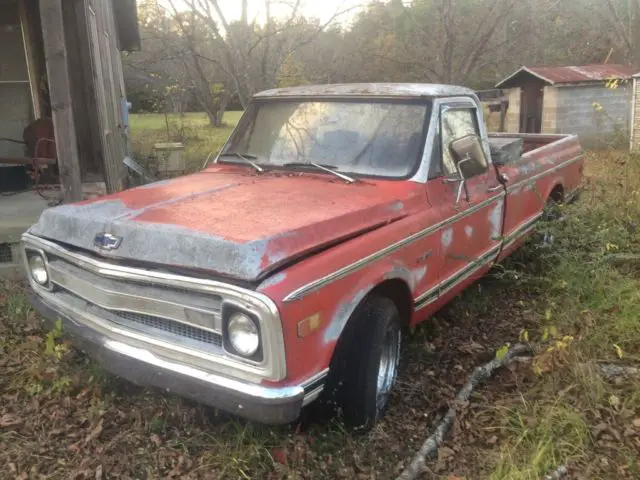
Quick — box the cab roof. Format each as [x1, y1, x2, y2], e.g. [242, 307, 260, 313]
[254, 83, 477, 100]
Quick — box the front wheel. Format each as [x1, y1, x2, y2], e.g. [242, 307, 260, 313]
[328, 296, 402, 431]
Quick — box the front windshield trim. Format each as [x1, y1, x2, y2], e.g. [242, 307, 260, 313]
[218, 97, 433, 181]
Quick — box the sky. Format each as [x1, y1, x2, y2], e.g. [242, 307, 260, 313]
[156, 0, 365, 25]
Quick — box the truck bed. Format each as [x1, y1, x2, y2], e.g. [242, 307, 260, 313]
[488, 132, 581, 163]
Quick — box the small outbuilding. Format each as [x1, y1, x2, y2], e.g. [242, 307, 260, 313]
[0, 0, 140, 279]
[496, 64, 636, 145]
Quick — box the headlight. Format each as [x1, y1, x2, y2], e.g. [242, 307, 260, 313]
[227, 312, 260, 357]
[28, 254, 49, 286]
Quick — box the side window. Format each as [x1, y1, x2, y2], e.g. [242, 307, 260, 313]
[440, 108, 487, 178]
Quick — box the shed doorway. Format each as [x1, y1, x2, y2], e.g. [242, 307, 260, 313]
[0, 0, 34, 160]
[520, 82, 544, 133]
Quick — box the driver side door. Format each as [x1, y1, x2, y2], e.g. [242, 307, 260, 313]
[426, 100, 504, 302]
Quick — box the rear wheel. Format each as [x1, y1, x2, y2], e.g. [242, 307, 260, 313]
[326, 296, 402, 431]
[537, 195, 564, 247]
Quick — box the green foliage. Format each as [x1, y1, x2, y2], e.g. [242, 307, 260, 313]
[7, 294, 31, 322]
[487, 150, 640, 477]
[44, 319, 63, 356]
[491, 403, 590, 480]
[129, 111, 242, 174]
[277, 54, 309, 88]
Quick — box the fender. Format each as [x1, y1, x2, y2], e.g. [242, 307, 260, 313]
[316, 257, 414, 368]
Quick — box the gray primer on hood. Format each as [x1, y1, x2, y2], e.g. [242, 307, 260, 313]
[28, 189, 286, 282]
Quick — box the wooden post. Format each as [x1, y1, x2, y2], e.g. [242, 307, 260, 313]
[499, 99, 507, 132]
[39, 0, 82, 203]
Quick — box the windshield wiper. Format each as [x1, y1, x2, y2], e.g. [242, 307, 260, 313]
[219, 152, 264, 172]
[282, 162, 356, 184]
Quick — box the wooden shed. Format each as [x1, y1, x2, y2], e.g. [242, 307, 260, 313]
[0, 0, 139, 278]
[496, 64, 635, 145]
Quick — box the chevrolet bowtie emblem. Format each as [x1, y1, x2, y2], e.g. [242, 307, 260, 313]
[93, 232, 122, 250]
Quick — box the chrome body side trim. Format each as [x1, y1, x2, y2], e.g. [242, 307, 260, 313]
[506, 154, 584, 192]
[415, 243, 501, 310]
[302, 385, 325, 406]
[564, 187, 582, 204]
[501, 213, 543, 251]
[285, 151, 581, 303]
[22, 233, 287, 383]
[283, 192, 505, 302]
[414, 213, 543, 310]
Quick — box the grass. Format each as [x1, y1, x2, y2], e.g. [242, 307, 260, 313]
[129, 111, 243, 174]
[1, 147, 639, 478]
[483, 150, 640, 479]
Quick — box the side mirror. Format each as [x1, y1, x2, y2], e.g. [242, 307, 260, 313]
[450, 135, 487, 175]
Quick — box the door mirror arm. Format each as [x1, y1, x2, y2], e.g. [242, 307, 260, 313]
[442, 155, 472, 205]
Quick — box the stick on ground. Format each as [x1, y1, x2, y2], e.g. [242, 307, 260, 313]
[396, 343, 533, 480]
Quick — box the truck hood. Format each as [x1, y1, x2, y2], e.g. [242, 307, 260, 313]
[29, 166, 419, 283]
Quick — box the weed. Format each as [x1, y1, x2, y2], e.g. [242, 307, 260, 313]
[485, 150, 640, 478]
[0, 151, 638, 478]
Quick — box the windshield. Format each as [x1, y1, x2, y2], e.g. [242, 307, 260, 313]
[221, 99, 431, 178]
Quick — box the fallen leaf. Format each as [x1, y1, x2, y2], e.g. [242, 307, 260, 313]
[633, 418, 640, 428]
[271, 447, 287, 466]
[613, 344, 624, 359]
[458, 340, 485, 354]
[95, 465, 103, 480]
[592, 422, 609, 438]
[84, 419, 103, 444]
[150, 434, 162, 446]
[0, 413, 22, 428]
[438, 446, 455, 459]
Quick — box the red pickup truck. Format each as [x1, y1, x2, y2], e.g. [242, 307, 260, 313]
[23, 84, 583, 430]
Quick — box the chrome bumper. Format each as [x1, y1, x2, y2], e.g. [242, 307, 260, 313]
[29, 291, 323, 424]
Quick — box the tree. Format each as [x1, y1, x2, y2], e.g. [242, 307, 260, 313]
[124, 0, 640, 122]
[601, 0, 640, 65]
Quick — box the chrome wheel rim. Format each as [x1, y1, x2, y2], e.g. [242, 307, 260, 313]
[376, 325, 400, 413]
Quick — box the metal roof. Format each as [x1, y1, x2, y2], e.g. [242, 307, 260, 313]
[254, 83, 476, 99]
[496, 64, 636, 88]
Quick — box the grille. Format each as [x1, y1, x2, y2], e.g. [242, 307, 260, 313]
[0, 243, 13, 264]
[112, 310, 223, 347]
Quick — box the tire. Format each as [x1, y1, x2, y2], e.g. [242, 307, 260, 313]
[542, 196, 563, 222]
[326, 296, 402, 431]
[537, 196, 563, 247]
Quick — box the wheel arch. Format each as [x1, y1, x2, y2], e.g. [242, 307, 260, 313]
[367, 279, 413, 329]
[326, 276, 413, 368]
[548, 182, 565, 203]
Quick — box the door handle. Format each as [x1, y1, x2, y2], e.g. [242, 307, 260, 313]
[488, 185, 503, 192]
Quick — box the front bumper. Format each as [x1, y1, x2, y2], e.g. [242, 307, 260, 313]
[30, 291, 319, 424]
